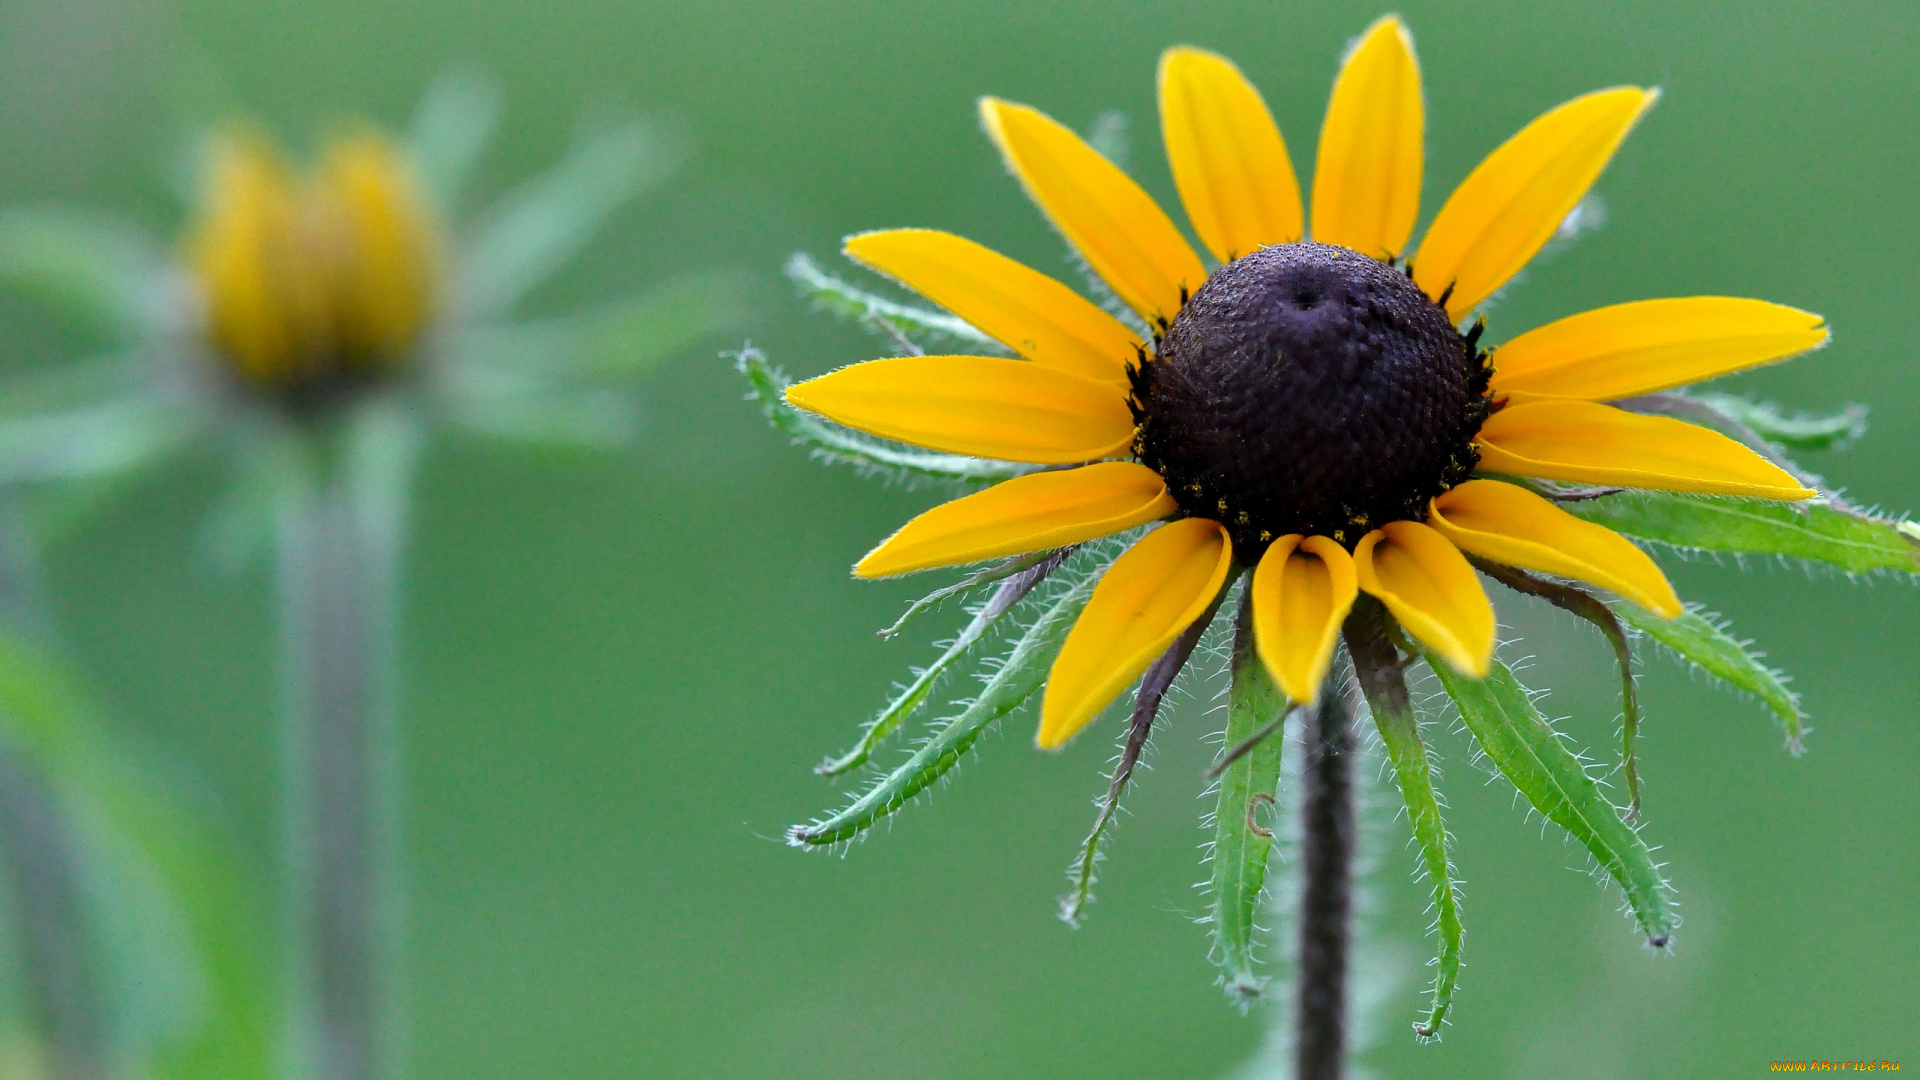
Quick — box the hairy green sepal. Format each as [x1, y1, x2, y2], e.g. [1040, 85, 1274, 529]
[1565, 491, 1920, 576]
[1613, 602, 1805, 750]
[1207, 591, 1287, 1005]
[1424, 650, 1676, 945]
[787, 567, 1098, 846]
[1691, 393, 1867, 451]
[784, 252, 1000, 351]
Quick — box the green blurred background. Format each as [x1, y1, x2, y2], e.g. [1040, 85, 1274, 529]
[1, 0, 1916, 1075]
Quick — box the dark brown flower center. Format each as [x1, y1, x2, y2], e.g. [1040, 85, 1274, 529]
[1131, 242, 1490, 556]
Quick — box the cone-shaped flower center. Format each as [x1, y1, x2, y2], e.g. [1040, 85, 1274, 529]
[1133, 242, 1489, 554]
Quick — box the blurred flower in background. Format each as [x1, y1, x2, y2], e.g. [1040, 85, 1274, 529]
[0, 69, 743, 1080]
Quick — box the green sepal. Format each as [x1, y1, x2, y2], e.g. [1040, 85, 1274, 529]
[1423, 649, 1676, 946]
[1564, 491, 1920, 576]
[407, 66, 501, 217]
[1347, 601, 1462, 1038]
[0, 209, 162, 342]
[784, 252, 1001, 352]
[735, 348, 1034, 484]
[1690, 393, 1868, 452]
[456, 117, 680, 317]
[1206, 587, 1288, 1004]
[816, 551, 1066, 778]
[1612, 601, 1805, 751]
[787, 561, 1100, 847]
[876, 549, 1064, 640]
[0, 396, 198, 485]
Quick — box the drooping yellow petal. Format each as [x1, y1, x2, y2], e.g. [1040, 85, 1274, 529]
[1310, 15, 1423, 259]
[1353, 521, 1493, 677]
[980, 97, 1207, 327]
[1489, 297, 1829, 402]
[1039, 519, 1232, 749]
[186, 132, 331, 386]
[1250, 534, 1358, 703]
[843, 229, 1138, 386]
[314, 133, 440, 369]
[856, 462, 1175, 578]
[1415, 87, 1659, 320]
[1476, 400, 1816, 499]
[1158, 46, 1304, 263]
[785, 356, 1136, 464]
[1428, 479, 1680, 616]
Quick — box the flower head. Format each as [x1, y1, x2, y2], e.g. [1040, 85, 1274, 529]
[762, 15, 1913, 1027]
[186, 130, 439, 398]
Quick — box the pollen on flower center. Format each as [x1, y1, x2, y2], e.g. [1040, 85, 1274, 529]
[1132, 242, 1490, 554]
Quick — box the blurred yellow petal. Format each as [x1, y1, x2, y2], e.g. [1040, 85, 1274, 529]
[1039, 519, 1232, 748]
[1158, 46, 1304, 263]
[186, 133, 330, 385]
[980, 97, 1207, 327]
[1476, 400, 1816, 499]
[1415, 87, 1659, 320]
[1310, 16, 1423, 259]
[1490, 297, 1829, 402]
[1250, 534, 1358, 703]
[1354, 521, 1492, 677]
[856, 462, 1175, 578]
[785, 356, 1135, 464]
[315, 133, 440, 368]
[844, 229, 1137, 386]
[1429, 479, 1680, 616]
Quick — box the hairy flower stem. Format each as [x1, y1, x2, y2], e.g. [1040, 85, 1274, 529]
[277, 458, 404, 1080]
[0, 735, 104, 1080]
[1295, 665, 1357, 1080]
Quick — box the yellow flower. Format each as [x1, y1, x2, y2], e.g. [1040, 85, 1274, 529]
[784, 16, 1828, 751]
[186, 129, 439, 394]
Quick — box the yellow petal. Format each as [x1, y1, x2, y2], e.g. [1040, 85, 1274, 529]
[1039, 518, 1232, 749]
[1250, 534, 1358, 704]
[314, 133, 440, 368]
[980, 97, 1207, 327]
[856, 462, 1175, 578]
[1310, 16, 1424, 260]
[843, 229, 1138, 386]
[1429, 479, 1680, 616]
[1158, 46, 1304, 263]
[1489, 297, 1829, 402]
[785, 356, 1136, 464]
[1354, 521, 1493, 677]
[1415, 87, 1659, 320]
[1475, 399, 1817, 499]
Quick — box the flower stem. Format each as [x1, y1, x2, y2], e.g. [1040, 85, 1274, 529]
[1294, 665, 1356, 1080]
[276, 455, 404, 1080]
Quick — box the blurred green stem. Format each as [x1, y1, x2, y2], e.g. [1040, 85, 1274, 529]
[276, 438, 404, 1080]
[0, 732, 104, 1080]
[1295, 664, 1355, 1080]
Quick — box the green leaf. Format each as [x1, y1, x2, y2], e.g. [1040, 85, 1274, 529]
[1691, 393, 1867, 452]
[1612, 601, 1805, 751]
[0, 629, 275, 1079]
[787, 561, 1100, 847]
[456, 118, 680, 316]
[1564, 490, 1920, 576]
[407, 66, 501, 216]
[735, 347, 1034, 484]
[0, 209, 162, 342]
[784, 252, 1000, 351]
[1347, 601, 1462, 1038]
[1423, 650, 1676, 945]
[816, 552, 1066, 778]
[1206, 590, 1287, 1005]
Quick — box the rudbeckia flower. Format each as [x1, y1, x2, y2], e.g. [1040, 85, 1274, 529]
[757, 15, 1917, 1037]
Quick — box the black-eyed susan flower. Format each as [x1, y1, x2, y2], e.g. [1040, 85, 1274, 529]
[758, 15, 1920, 1040]
[0, 73, 740, 1079]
